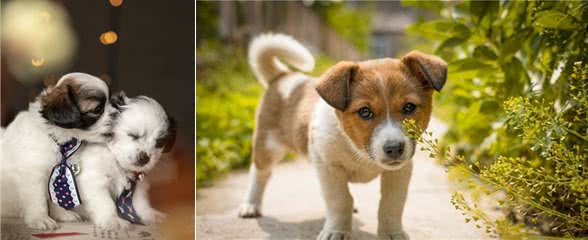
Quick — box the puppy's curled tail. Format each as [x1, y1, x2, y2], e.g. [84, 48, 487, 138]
[248, 33, 315, 88]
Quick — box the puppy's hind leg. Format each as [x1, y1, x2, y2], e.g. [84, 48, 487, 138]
[238, 131, 285, 218]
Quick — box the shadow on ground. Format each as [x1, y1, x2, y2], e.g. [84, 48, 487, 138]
[255, 216, 376, 240]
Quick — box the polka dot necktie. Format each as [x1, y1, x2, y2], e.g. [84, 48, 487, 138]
[48, 138, 82, 210]
[116, 172, 145, 225]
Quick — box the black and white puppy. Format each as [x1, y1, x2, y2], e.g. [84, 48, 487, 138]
[58, 94, 176, 230]
[1, 73, 118, 230]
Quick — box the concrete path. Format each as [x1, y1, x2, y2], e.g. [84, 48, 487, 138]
[196, 118, 488, 240]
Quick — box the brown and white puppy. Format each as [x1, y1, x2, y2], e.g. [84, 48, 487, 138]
[238, 33, 447, 240]
[1, 73, 118, 230]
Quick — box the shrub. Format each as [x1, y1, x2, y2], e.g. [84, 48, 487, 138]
[404, 0, 588, 237]
[196, 44, 260, 187]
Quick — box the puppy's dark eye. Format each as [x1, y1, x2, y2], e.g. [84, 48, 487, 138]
[357, 107, 373, 120]
[128, 133, 140, 140]
[402, 103, 416, 114]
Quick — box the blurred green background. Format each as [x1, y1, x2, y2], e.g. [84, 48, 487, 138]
[196, 1, 588, 237]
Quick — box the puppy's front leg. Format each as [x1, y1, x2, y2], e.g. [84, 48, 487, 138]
[83, 183, 130, 230]
[20, 173, 58, 230]
[49, 203, 82, 222]
[133, 181, 165, 225]
[377, 161, 412, 240]
[316, 164, 353, 240]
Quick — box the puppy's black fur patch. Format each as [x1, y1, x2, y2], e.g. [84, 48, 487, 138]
[163, 116, 177, 153]
[40, 83, 107, 129]
[110, 91, 128, 110]
[40, 85, 84, 129]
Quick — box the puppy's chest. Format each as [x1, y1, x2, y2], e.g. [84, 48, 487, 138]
[108, 171, 132, 196]
[311, 126, 382, 183]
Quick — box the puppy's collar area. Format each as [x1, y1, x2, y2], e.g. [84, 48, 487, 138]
[47, 132, 78, 146]
[48, 137, 83, 210]
[128, 171, 145, 182]
[116, 171, 146, 225]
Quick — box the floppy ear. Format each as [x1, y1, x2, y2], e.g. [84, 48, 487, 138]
[40, 84, 83, 128]
[110, 91, 128, 109]
[315, 61, 358, 111]
[163, 116, 177, 153]
[401, 51, 447, 92]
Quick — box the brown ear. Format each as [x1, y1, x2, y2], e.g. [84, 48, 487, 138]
[401, 51, 447, 92]
[40, 83, 83, 129]
[315, 61, 358, 111]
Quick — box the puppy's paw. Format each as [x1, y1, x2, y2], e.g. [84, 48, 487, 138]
[25, 215, 59, 230]
[52, 210, 83, 222]
[141, 209, 166, 225]
[378, 231, 409, 240]
[317, 230, 351, 240]
[237, 203, 261, 218]
[94, 216, 130, 231]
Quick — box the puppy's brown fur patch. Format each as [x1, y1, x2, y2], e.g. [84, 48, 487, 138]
[253, 51, 446, 169]
[326, 59, 434, 152]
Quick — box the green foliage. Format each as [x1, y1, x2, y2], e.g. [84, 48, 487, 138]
[196, 44, 260, 187]
[196, 43, 337, 186]
[405, 0, 588, 237]
[312, 1, 372, 52]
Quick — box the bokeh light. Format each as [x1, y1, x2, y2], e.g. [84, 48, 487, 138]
[100, 31, 118, 45]
[109, 0, 123, 7]
[2, 0, 77, 82]
[31, 58, 45, 67]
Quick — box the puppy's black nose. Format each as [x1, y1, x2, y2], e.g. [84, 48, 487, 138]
[383, 141, 404, 159]
[136, 152, 150, 166]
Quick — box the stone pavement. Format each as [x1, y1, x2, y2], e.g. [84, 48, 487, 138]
[196, 118, 489, 240]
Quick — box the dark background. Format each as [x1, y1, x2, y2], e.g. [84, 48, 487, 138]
[1, 1, 194, 237]
[1, 0, 194, 147]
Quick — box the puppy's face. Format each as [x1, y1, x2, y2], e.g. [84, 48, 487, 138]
[316, 51, 447, 170]
[40, 73, 117, 142]
[107, 95, 176, 172]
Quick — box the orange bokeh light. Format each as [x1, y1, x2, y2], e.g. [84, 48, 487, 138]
[31, 58, 45, 67]
[109, 0, 123, 7]
[100, 31, 118, 45]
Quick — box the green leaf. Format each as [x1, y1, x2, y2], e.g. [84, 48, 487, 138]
[533, 10, 581, 30]
[412, 20, 471, 39]
[436, 37, 468, 54]
[501, 36, 522, 57]
[480, 100, 500, 113]
[448, 58, 495, 80]
[502, 57, 529, 96]
[470, 1, 498, 25]
[473, 45, 497, 61]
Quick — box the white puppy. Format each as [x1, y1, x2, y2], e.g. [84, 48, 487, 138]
[52, 94, 176, 230]
[1, 73, 118, 230]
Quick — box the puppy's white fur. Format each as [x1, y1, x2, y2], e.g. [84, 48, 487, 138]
[59, 96, 171, 230]
[248, 33, 315, 87]
[1, 73, 116, 230]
